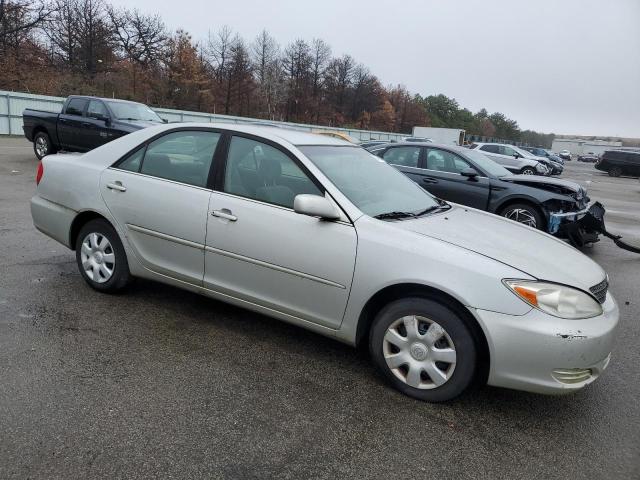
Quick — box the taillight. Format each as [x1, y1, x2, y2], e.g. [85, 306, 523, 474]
[36, 161, 44, 185]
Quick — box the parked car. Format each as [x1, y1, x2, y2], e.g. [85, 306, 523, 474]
[23, 95, 166, 160]
[522, 146, 564, 165]
[578, 152, 599, 163]
[402, 136, 433, 143]
[559, 150, 572, 161]
[31, 123, 618, 402]
[468, 143, 548, 175]
[368, 142, 596, 245]
[595, 150, 640, 177]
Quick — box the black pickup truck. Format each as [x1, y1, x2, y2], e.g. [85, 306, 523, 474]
[23, 95, 166, 159]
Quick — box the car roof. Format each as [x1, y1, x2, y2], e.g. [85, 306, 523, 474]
[143, 122, 354, 147]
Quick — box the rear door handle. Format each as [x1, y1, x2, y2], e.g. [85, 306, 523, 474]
[211, 209, 237, 222]
[106, 182, 126, 192]
[422, 177, 439, 184]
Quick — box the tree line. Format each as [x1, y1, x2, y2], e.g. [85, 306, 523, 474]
[0, 0, 554, 146]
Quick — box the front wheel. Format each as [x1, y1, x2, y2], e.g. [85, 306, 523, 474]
[500, 203, 543, 230]
[521, 167, 536, 175]
[369, 297, 477, 402]
[75, 219, 131, 292]
[33, 131, 56, 160]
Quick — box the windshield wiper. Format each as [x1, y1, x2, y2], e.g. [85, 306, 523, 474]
[373, 211, 417, 220]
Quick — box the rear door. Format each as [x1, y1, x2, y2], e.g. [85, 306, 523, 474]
[204, 134, 357, 329]
[100, 129, 221, 284]
[415, 147, 490, 209]
[58, 97, 88, 150]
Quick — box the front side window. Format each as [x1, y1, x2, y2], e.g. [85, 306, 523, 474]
[129, 131, 220, 187]
[501, 146, 516, 156]
[382, 146, 421, 167]
[300, 146, 439, 218]
[65, 98, 87, 116]
[223, 136, 322, 208]
[426, 149, 475, 174]
[87, 100, 108, 119]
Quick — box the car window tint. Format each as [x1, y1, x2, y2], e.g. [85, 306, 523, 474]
[426, 149, 475, 173]
[139, 131, 220, 187]
[65, 98, 87, 116]
[381, 146, 420, 167]
[117, 147, 145, 172]
[87, 100, 108, 119]
[223, 136, 321, 209]
[480, 144, 498, 154]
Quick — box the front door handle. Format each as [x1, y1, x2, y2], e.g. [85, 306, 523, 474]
[106, 182, 127, 192]
[211, 209, 237, 222]
[422, 177, 438, 184]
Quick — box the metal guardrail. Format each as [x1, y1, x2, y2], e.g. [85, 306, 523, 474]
[0, 90, 406, 142]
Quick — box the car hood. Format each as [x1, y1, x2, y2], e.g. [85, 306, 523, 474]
[499, 174, 583, 196]
[393, 206, 605, 290]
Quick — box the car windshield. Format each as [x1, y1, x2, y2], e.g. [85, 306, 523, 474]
[106, 101, 162, 122]
[462, 149, 513, 177]
[299, 146, 440, 218]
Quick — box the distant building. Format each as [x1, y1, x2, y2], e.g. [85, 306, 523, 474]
[551, 138, 623, 156]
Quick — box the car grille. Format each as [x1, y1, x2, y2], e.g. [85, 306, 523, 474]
[590, 278, 608, 304]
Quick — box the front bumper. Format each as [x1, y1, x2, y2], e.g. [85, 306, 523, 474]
[549, 202, 601, 246]
[471, 293, 619, 395]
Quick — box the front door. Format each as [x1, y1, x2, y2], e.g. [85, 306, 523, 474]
[204, 135, 357, 329]
[83, 99, 113, 150]
[58, 97, 88, 151]
[100, 129, 221, 284]
[418, 148, 491, 209]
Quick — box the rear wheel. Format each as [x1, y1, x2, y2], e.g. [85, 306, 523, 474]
[521, 167, 536, 175]
[608, 167, 622, 177]
[369, 297, 477, 402]
[500, 203, 543, 230]
[75, 219, 131, 292]
[33, 131, 56, 160]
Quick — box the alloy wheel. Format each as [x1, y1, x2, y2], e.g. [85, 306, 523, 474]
[504, 208, 537, 227]
[35, 136, 48, 158]
[80, 232, 115, 283]
[383, 315, 457, 389]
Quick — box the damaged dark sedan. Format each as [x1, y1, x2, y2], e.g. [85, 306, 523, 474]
[368, 143, 599, 246]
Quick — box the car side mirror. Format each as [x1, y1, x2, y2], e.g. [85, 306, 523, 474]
[513, 153, 520, 158]
[294, 194, 340, 220]
[461, 167, 479, 179]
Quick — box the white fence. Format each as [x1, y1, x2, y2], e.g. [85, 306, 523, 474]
[0, 90, 406, 142]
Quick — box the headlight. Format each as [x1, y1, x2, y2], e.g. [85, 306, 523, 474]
[503, 280, 603, 319]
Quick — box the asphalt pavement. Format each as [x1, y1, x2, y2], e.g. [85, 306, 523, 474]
[1, 137, 639, 479]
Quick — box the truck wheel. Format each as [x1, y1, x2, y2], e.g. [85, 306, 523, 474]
[33, 131, 56, 160]
[608, 167, 622, 177]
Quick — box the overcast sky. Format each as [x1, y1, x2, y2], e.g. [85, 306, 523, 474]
[113, 0, 640, 137]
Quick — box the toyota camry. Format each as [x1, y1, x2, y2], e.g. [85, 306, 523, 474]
[31, 123, 619, 402]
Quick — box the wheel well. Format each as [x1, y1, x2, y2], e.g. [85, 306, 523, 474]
[69, 211, 110, 250]
[355, 283, 490, 385]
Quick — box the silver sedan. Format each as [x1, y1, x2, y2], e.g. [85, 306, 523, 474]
[31, 123, 619, 402]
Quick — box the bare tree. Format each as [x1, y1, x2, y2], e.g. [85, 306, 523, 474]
[250, 29, 280, 117]
[0, 0, 55, 53]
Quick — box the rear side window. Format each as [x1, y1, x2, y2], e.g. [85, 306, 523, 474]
[480, 144, 499, 154]
[382, 146, 421, 167]
[65, 98, 87, 116]
[118, 147, 145, 172]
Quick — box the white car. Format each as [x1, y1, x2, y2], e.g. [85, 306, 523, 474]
[31, 123, 618, 402]
[470, 142, 548, 175]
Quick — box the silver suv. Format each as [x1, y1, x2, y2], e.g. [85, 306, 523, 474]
[470, 143, 547, 175]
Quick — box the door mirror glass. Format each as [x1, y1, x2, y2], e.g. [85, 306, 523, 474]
[294, 194, 340, 220]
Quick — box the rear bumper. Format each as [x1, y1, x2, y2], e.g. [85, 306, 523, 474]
[31, 194, 75, 248]
[471, 293, 619, 395]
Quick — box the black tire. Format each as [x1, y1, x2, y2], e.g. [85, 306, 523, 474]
[608, 167, 622, 177]
[369, 297, 477, 402]
[75, 219, 131, 293]
[33, 131, 56, 160]
[499, 202, 543, 230]
[520, 167, 536, 175]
